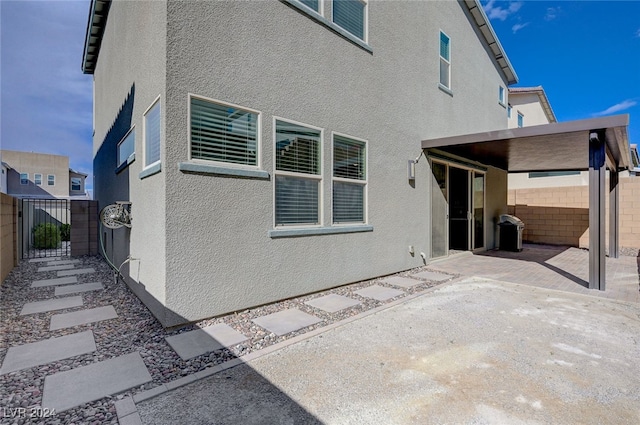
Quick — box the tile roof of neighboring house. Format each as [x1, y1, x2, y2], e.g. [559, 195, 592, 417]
[69, 168, 88, 177]
[509, 86, 557, 124]
[81, 0, 518, 85]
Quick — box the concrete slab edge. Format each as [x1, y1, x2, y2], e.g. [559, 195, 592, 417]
[117, 276, 462, 424]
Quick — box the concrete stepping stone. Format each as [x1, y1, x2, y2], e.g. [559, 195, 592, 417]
[50, 305, 118, 331]
[0, 331, 96, 375]
[41, 352, 152, 413]
[165, 323, 249, 360]
[57, 268, 96, 277]
[382, 276, 423, 288]
[47, 259, 81, 266]
[54, 282, 103, 296]
[252, 308, 322, 336]
[29, 257, 61, 263]
[355, 285, 404, 301]
[411, 270, 453, 282]
[305, 294, 361, 313]
[31, 276, 78, 288]
[38, 264, 76, 272]
[20, 296, 83, 315]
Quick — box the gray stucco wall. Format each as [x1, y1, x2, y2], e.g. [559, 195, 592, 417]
[153, 0, 510, 325]
[92, 0, 167, 311]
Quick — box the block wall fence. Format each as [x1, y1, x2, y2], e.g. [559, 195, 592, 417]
[508, 176, 640, 250]
[1, 193, 18, 282]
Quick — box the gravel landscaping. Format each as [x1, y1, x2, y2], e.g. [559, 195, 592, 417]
[0, 255, 455, 425]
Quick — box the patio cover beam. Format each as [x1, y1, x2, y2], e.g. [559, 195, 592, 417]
[610, 169, 620, 259]
[588, 131, 606, 290]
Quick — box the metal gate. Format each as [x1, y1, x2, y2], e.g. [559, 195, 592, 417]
[18, 199, 71, 259]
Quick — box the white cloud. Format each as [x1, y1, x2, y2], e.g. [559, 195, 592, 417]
[483, 0, 523, 21]
[512, 22, 529, 34]
[544, 7, 559, 21]
[592, 100, 638, 116]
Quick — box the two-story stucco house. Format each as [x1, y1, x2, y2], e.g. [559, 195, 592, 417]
[83, 0, 631, 327]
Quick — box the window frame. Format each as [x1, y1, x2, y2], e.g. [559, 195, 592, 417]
[498, 86, 506, 106]
[331, 0, 368, 42]
[117, 127, 136, 170]
[273, 117, 324, 228]
[297, 0, 322, 14]
[188, 93, 262, 171]
[34, 173, 42, 185]
[517, 111, 524, 128]
[20, 173, 29, 185]
[71, 177, 82, 191]
[507, 104, 512, 119]
[331, 131, 368, 225]
[47, 175, 55, 186]
[143, 95, 162, 170]
[439, 30, 451, 90]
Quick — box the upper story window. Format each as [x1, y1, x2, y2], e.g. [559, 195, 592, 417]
[439, 31, 451, 89]
[517, 112, 524, 128]
[144, 97, 161, 168]
[20, 173, 28, 185]
[274, 119, 322, 226]
[190, 95, 259, 167]
[333, 133, 367, 224]
[34, 174, 42, 185]
[117, 128, 135, 168]
[332, 0, 367, 41]
[71, 177, 82, 191]
[47, 175, 55, 186]
[507, 104, 512, 119]
[499, 86, 506, 105]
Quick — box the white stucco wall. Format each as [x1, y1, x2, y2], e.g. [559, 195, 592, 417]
[155, 0, 511, 325]
[92, 0, 167, 313]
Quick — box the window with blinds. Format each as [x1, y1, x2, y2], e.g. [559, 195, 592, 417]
[333, 134, 366, 223]
[275, 120, 322, 226]
[144, 99, 161, 167]
[298, 0, 319, 12]
[333, 0, 366, 41]
[118, 129, 135, 167]
[190, 97, 258, 166]
[439, 31, 451, 89]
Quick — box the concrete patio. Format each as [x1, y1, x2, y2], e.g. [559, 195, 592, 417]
[429, 244, 640, 304]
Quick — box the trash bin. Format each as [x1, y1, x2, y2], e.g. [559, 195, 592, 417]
[498, 214, 525, 252]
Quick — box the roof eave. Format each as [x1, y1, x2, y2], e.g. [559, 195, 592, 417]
[81, 0, 111, 75]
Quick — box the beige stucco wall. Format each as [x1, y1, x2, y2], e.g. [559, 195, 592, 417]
[1, 193, 17, 283]
[508, 177, 640, 249]
[507, 92, 550, 129]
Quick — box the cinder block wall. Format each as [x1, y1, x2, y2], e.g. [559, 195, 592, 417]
[508, 177, 640, 249]
[1, 193, 17, 282]
[71, 200, 99, 256]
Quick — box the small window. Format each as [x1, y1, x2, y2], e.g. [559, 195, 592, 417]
[274, 119, 322, 226]
[507, 105, 512, 119]
[439, 31, 451, 89]
[144, 98, 161, 168]
[190, 96, 259, 167]
[529, 171, 581, 178]
[517, 112, 524, 128]
[48, 175, 55, 186]
[20, 173, 29, 185]
[298, 0, 319, 12]
[333, 134, 367, 224]
[71, 177, 81, 191]
[332, 0, 366, 41]
[34, 174, 42, 185]
[499, 86, 506, 105]
[117, 128, 135, 168]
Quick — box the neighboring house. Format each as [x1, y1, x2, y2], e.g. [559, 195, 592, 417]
[1, 162, 8, 194]
[0, 150, 90, 199]
[83, 0, 630, 326]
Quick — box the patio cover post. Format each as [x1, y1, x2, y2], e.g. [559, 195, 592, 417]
[588, 132, 606, 290]
[609, 169, 620, 259]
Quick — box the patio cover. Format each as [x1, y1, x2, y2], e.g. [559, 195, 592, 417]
[421, 114, 631, 291]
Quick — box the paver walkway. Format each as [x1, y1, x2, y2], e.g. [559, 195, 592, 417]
[31, 276, 78, 288]
[165, 324, 249, 360]
[305, 294, 361, 313]
[355, 285, 404, 301]
[50, 305, 118, 331]
[54, 281, 103, 296]
[20, 296, 83, 315]
[57, 267, 96, 277]
[252, 309, 322, 336]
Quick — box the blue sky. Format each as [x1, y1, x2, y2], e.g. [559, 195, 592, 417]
[0, 0, 638, 194]
[482, 0, 640, 144]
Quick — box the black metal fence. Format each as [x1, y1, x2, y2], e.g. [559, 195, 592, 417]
[18, 199, 71, 259]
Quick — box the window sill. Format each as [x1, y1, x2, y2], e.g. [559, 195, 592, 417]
[283, 0, 372, 54]
[438, 84, 453, 97]
[115, 154, 135, 174]
[498, 101, 506, 109]
[178, 162, 270, 179]
[269, 224, 373, 238]
[139, 162, 161, 179]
